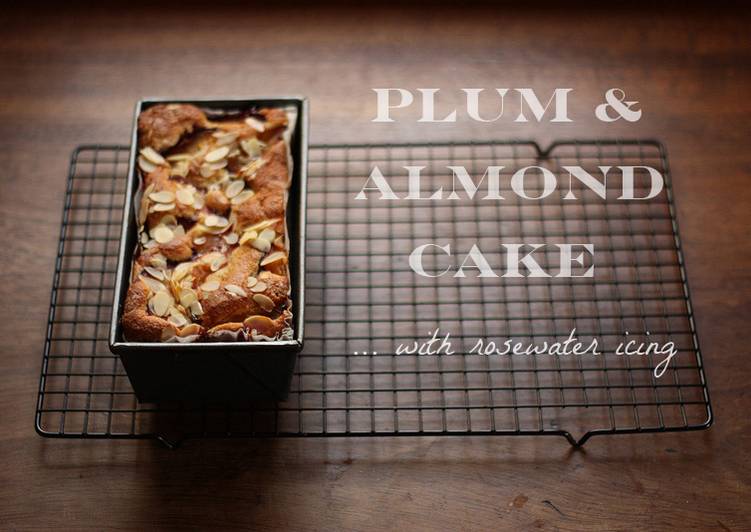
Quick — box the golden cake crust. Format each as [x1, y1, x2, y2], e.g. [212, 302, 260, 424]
[122, 103, 294, 343]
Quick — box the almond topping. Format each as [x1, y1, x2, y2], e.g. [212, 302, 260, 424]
[259, 228, 276, 242]
[250, 281, 267, 293]
[179, 288, 198, 308]
[213, 131, 238, 146]
[251, 237, 271, 252]
[171, 262, 193, 281]
[149, 190, 175, 203]
[152, 202, 175, 212]
[225, 180, 245, 199]
[189, 300, 204, 317]
[253, 293, 275, 312]
[140, 147, 167, 166]
[239, 230, 258, 246]
[179, 323, 202, 337]
[143, 266, 165, 280]
[138, 155, 157, 174]
[166, 153, 193, 162]
[149, 254, 168, 269]
[205, 214, 230, 228]
[153, 225, 174, 244]
[260, 251, 286, 267]
[223, 233, 239, 245]
[168, 308, 188, 328]
[245, 117, 266, 132]
[240, 137, 265, 158]
[231, 189, 255, 205]
[200, 163, 214, 178]
[140, 275, 166, 294]
[205, 146, 230, 163]
[246, 276, 258, 288]
[193, 236, 207, 245]
[210, 256, 227, 272]
[200, 280, 220, 292]
[176, 187, 195, 205]
[225, 284, 247, 297]
[149, 291, 171, 317]
[246, 218, 279, 234]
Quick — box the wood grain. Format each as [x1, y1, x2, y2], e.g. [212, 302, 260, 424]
[1, 4, 750, 530]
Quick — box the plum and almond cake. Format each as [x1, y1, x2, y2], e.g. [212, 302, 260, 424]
[121, 103, 295, 343]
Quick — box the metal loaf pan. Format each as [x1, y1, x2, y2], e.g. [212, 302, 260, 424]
[109, 97, 307, 402]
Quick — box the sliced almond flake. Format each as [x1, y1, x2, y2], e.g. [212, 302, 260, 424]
[168, 308, 189, 328]
[209, 160, 229, 172]
[245, 218, 280, 234]
[251, 237, 271, 252]
[143, 265, 165, 280]
[140, 146, 167, 166]
[166, 153, 193, 162]
[239, 230, 258, 246]
[213, 131, 238, 146]
[138, 199, 149, 226]
[152, 202, 175, 212]
[140, 232, 149, 245]
[259, 228, 276, 242]
[149, 190, 175, 203]
[140, 275, 166, 293]
[250, 281, 267, 293]
[205, 146, 230, 163]
[189, 300, 204, 317]
[200, 164, 214, 178]
[228, 148, 241, 159]
[246, 276, 258, 288]
[213, 216, 230, 228]
[159, 214, 177, 227]
[153, 225, 174, 244]
[225, 180, 245, 199]
[171, 262, 193, 281]
[204, 214, 219, 227]
[149, 254, 167, 269]
[200, 252, 224, 265]
[223, 233, 239, 245]
[231, 189, 255, 205]
[176, 187, 195, 205]
[239, 158, 265, 179]
[138, 155, 158, 174]
[149, 291, 172, 317]
[210, 256, 227, 272]
[179, 288, 198, 307]
[193, 236, 207, 245]
[173, 225, 185, 237]
[200, 279, 220, 292]
[240, 137, 265, 158]
[260, 251, 286, 267]
[225, 284, 247, 297]
[192, 195, 205, 209]
[143, 239, 158, 249]
[179, 323, 202, 337]
[245, 117, 266, 132]
[252, 293, 275, 312]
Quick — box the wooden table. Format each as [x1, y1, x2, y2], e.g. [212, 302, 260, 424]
[1, 4, 749, 530]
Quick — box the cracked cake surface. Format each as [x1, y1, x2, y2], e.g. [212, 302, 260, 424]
[121, 103, 294, 343]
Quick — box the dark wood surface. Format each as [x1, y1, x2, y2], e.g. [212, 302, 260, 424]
[1, 4, 750, 530]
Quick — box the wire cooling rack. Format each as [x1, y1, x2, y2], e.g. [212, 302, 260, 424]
[36, 140, 712, 448]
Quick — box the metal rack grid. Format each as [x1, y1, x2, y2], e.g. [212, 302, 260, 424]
[36, 141, 712, 448]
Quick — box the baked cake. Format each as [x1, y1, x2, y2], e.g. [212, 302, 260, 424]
[121, 103, 294, 343]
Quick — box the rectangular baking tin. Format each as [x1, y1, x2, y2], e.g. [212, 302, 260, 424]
[109, 97, 307, 402]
